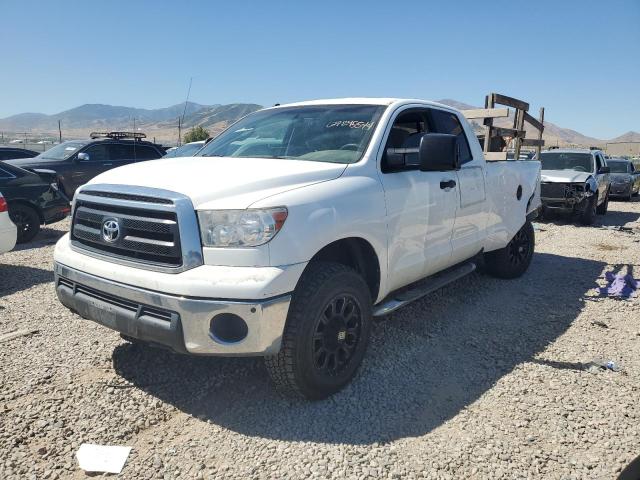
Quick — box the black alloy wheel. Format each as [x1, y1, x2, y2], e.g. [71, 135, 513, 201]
[9, 204, 41, 243]
[312, 294, 362, 376]
[507, 227, 533, 267]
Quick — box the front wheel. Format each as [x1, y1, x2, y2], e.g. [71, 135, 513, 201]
[265, 262, 372, 400]
[9, 204, 41, 243]
[483, 221, 535, 279]
[580, 195, 597, 225]
[596, 191, 609, 214]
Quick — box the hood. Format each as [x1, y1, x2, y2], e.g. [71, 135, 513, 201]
[610, 172, 633, 182]
[88, 156, 347, 209]
[540, 169, 592, 183]
[4, 157, 44, 167]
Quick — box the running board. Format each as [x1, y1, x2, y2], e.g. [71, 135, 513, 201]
[373, 262, 476, 317]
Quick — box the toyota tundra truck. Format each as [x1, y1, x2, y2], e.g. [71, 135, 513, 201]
[54, 98, 541, 399]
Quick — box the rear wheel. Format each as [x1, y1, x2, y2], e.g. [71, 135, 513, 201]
[483, 221, 535, 279]
[9, 204, 41, 243]
[580, 195, 597, 225]
[265, 262, 372, 400]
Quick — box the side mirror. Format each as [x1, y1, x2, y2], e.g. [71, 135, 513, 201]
[598, 166, 610, 174]
[419, 133, 459, 172]
[77, 152, 90, 162]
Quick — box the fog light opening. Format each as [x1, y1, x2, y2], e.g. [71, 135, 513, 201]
[209, 313, 248, 344]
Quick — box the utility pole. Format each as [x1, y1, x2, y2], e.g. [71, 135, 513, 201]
[177, 116, 182, 146]
[58, 120, 62, 143]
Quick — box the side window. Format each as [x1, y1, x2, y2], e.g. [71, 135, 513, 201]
[382, 109, 429, 172]
[0, 167, 17, 179]
[594, 154, 602, 171]
[134, 145, 162, 160]
[109, 144, 136, 160]
[82, 144, 110, 162]
[428, 109, 473, 164]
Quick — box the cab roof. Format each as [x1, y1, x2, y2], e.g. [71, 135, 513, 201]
[275, 97, 459, 111]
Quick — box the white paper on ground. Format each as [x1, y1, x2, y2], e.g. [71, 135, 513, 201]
[76, 443, 132, 474]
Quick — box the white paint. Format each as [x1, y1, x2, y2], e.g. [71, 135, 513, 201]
[57, 98, 540, 305]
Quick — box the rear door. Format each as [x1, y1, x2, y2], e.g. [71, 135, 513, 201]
[428, 108, 487, 262]
[378, 106, 458, 292]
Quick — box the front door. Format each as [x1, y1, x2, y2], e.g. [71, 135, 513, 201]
[427, 108, 487, 262]
[378, 107, 458, 292]
[71, 144, 113, 194]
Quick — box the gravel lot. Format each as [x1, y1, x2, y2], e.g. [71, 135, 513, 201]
[1, 199, 639, 480]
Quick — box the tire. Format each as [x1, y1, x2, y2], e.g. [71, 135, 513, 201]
[596, 191, 609, 214]
[265, 262, 373, 400]
[483, 221, 535, 279]
[579, 195, 597, 225]
[9, 204, 41, 243]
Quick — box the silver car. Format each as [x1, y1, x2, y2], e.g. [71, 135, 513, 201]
[607, 158, 640, 201]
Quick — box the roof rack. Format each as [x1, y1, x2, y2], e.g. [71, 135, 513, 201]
[90, 131, 147, 140]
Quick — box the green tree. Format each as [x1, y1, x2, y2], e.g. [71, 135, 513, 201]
[183, 125, 210, 143]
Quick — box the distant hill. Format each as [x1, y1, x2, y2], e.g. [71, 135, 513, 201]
[0, 102, 209, 131]
[0, 99, 634, 147]
[607, 131, 640, 143]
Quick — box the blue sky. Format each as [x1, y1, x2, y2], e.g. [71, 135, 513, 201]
[1, 0, 638, 138]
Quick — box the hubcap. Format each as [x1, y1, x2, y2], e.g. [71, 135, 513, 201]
[312, 295, 362, 376]
[507, 228, 532, 265]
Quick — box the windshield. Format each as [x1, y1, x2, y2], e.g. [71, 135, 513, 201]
[196, 104, 385, 164]
[540, 152, 594, 172]
[36, 141, 88, 160]
[607, 160, 629, 173]
[164, 142, 204, 158]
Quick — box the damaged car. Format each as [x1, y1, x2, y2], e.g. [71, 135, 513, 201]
[607, 158, 640, 201]
[539, 149, 611, 225]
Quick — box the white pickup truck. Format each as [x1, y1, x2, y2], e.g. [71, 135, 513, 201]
[54, 98, 541, 399]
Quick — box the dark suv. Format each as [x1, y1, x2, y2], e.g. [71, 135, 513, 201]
[4, 132, 165, 197]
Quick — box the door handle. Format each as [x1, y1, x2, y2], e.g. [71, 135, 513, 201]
[440, 179, 456, 189]
[103, 163, 113, 166]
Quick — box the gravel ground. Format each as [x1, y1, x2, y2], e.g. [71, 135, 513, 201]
[1, 199, 639, 480]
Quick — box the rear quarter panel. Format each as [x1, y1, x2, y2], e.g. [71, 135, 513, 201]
[483, 160, 541, 252]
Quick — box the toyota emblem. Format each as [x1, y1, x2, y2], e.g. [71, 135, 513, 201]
[101, 218, 121, 243]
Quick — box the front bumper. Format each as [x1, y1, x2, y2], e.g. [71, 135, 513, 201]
[610, 183, 632, 197]
[54, 262, 291, 356]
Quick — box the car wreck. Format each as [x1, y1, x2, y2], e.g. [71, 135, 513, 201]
[539, 149, 611, 224]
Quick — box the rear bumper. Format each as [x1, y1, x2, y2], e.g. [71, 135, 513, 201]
[54, 262, 291, 356]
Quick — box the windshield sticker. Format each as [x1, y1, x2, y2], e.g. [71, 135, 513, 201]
[326, 120, 375, 130]
[64, 146, 78, 151]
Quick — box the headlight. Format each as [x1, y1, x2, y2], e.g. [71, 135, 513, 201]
[197, 207, 288, 247]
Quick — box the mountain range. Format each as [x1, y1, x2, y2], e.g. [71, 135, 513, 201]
[0, 100, 637, 147]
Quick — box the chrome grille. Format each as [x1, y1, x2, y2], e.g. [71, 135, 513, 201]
[72, 200, 182, 266]
[540, 182, 583, 199]
[70, 185, 204, 273]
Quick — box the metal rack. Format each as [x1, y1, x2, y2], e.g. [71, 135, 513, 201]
[89, 131, 147, 140]
[462, 93, 545, 161]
